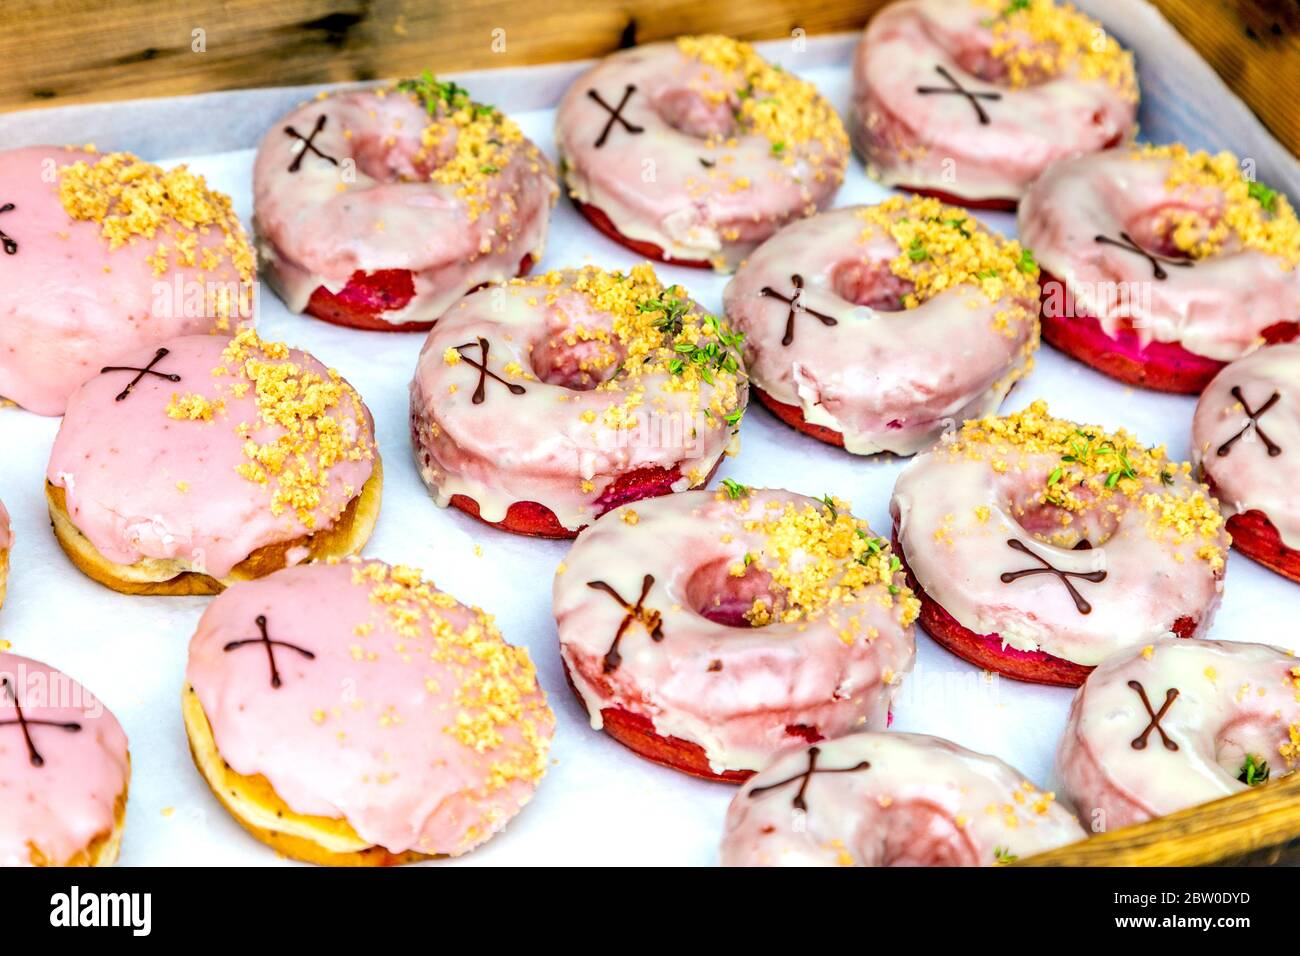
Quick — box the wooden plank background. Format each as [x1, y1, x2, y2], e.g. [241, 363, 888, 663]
[1, 0, 1297, 156]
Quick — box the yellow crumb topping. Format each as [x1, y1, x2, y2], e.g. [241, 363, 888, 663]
[676, 35, 848, 162]
[978, 0, 1137, 100]
[57, 151, 256, 327]
[947, 400, 1226, 567]
[1133, 143, 1300, 267]
[165, 328, 374, 527]
[350, 560, 551, 790]
[740, 494, 919, 631]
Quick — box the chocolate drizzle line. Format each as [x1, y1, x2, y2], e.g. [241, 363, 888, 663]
[1094, 232, 1192, 281]
[748, 746, 871, 811]
[1128, 680, 1179, 751]
[587, 574, 663, 673]
[100, 347, 181, 402]
[285, 115, 339, 173]
[0, 202, 18, 255]
[588, 85, 644, 148]
[456, 337, 526, 404]
[222, 614, 315, 689]
[915, 65, 1001, 125]
[1000, 538, 1107, 615]
[0, 677, 82, 768]
[760, 274, 838, 346]
[1217, 386, 1282, 457]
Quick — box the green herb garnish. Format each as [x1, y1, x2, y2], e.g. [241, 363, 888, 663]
[721, 478, 750, 500]
[1247, 180, 1279, 214]
[1239, 754, 1270, 787]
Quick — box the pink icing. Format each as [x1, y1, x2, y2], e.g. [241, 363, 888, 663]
[185, 561, 554, 856]
[554, 489, 916, 773]
[253, 88, 557, 325]
[46, 333, 375, 579]
[0, 652, 130, 867]
[1020, 149, 1300, 362]
[555, 42, 847, 269]
[851, 0, 1137, 203]
[0, 147, 255, 416]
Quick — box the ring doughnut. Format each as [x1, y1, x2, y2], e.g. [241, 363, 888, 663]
[1056, 637, 1300, 830]
[1, 651, 131, 867]
[184, 560, 553, 864]
[1193, 343, 1300, 582]
[555, 36, 849, 271]
[0, 147, 255, 415]
[723, 197, 1040, 454]
[891, 401, 1229, 686]
[721, 732, 1086, 866]
[254, 74, 556, 331]
[410, 264, 747, 538]
[1020, 144, 1300, 393]
[554, 486, 917, 780]
[851, 0, 1137, 209]
[46, 329, 381, 595]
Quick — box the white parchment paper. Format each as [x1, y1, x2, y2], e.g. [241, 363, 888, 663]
[0, 8, 1297, 866]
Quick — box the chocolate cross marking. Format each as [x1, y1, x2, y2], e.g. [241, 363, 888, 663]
[915, 65, 1001, 125]
[588, 85, 644, 148]
[0, 202, 17, 255]
[587, 574, 663, 673]
[760, 274, 838, 346]
[1000, 538, 1107, 615]
[0, 677, 82, 768]
[222, 615, 315, 689]
[456, 337, 526, 404]
[748, 746, 871, 811]
[1217, 386, 1282, 458]
[285, 114, 339, 173]
[1128, 680, 1179, 751]
[1094, 232, 1192, 281]
[100, 347, 181, 401]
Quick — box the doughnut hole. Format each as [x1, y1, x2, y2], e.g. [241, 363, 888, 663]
[351, 131, 445, 182]
[1004, 487, 1122, 549]
[531, 330, 626, 391]
[871, 801, 980, 866]
[1213, 713, 1290, 783]
[1123, 203, 1213, 260]
[653, 86, 738, 140]
[831, 259, 914, 312]
[685, 557, 783, 628]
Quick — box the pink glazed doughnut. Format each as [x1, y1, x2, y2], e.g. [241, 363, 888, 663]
[254, 75, 557, 331]
[555, 36, 849, 272]
[554, 487, 917, 781]
[1020, 144, 1300, 393]
[891, 402, 1229, 686]
[0, 147, 256, 416]
[1193, 343, 1300, 582]
[410, 264, 747, 538]
[0, 500, 9, 610]
[1057, 637, 1300, 831]
[721, 732, 1086, 866]
[183, 560, 554, 864]
[46, 329, 380, 595]
[723, 196, 1040, 455]
[0, 651, 131, 867]
[851, 0, 1137, 209]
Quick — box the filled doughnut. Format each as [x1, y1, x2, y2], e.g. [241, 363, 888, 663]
[851, 0, 1137, 209]
[1, 650, 130, 867]
[555, 36, 849, 271]
[0, 500, 9, 610]
[723, 196, 1040, 454]
[1193, 343, 1300, 582]
[410, 263, 747, 538]
[554, 486, 917, 781]
[254, 73, 557, 331]
[721, 732, 1086, 866]
[46, 329, 380, 595]
[184, 560, 553, 865]
[1020, 144, 1300, 393]
[891, 401, 1229, 686]
[0, 146, 256, 416]
[1057, 637, 1300, 831]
